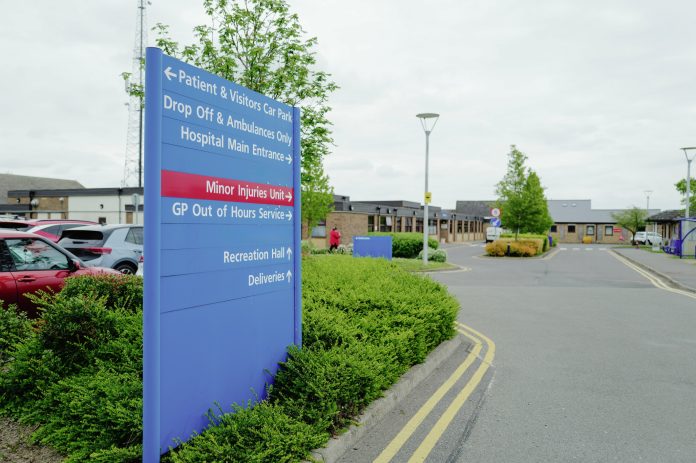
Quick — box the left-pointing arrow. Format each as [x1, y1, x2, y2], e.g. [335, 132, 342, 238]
[164, 67, 176, 81]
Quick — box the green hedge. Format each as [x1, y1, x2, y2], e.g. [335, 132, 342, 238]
[369, 232, 439, 258]
[0, 257, 459, 462]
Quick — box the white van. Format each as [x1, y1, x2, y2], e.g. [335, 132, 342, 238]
[486, 227, 503, 243]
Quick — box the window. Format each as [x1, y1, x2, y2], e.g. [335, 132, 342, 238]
[586, 225, 595, 236]
[125, 227, 144, 245]
[6, 238, 69, 271]
[311, 220, 327, 238]
[550, 225, 558, 233]
[368, 216, 375, 232]
[568, 225, 576, 233]
[405, 217, 412, 232]
[605, 225, 613, 236]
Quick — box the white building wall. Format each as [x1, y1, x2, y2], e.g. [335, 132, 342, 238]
[68, 194, 144, 224]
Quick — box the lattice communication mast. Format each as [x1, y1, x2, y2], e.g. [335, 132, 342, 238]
[122, 0, 149, 187]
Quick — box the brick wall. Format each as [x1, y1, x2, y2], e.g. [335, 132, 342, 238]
[325, 211, 368, 247]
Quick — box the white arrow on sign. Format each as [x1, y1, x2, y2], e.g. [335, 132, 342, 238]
[287, 191, 293, 202]
[286, 270, 293, 282]
[163, 67, 176, 81]
[287, 210, 293, 221]
[286, 247, 293, 260]
[286, 154, 292, 165]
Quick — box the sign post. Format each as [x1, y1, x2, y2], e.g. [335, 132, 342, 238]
[143, 47, 301, 461]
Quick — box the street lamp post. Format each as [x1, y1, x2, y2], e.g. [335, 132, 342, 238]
[682, 148, 696, 219]
[680, 147, 696, 256]
[417, 113, 439, 264]
[645, 190, 657, 250]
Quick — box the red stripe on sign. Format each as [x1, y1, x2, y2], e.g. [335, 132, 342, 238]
[161, 170, 294, 206]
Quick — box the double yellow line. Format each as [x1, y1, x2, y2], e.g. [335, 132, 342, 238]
[374, 322, 495, 463]
[610, 251, 696, 300]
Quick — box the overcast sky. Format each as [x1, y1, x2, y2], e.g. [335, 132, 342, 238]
[2, 1, 695, 211]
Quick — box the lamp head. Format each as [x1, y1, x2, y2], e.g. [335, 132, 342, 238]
[681, 147, 696, 161]
[416, 113, 440, 133]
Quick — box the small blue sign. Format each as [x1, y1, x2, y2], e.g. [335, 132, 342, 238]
[353, 236, 393, 260]
[490, 218, 501, 227]
[144, 48, 301, 461]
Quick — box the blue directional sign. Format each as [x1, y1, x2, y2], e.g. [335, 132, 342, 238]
[143, 47, 301, 461]
[353, 236, 393, 260]
[490, 218, 501, 227]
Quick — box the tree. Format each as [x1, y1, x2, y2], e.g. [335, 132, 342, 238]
[129, 0, 338, 222]
[675, 178, 696, 215]
[521, 170, 554, 234]
[495, 145, 553, 238]
[612, 207, 646, 244]
[301, 156, 334, 231]
[495, 145, 528, 238]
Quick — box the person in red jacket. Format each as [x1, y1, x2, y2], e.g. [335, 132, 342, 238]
[329, 226, 341, 252]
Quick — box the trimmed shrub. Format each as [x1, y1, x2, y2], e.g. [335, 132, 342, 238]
[485, 241, 507, 257]
[369, 232, 438, 258]
[417, 247, 447, 262]
[508, 241, 537, 257]
[32, 369, 142, 461]
[0, 304, 32, 365]
[2, 260, 460, 462]
[167, 402, 326, 463]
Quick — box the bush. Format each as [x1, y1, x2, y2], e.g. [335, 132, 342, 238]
[417, 247, 447, 262]
[485, 241, 507, 257]
[508, 241, 537, 257]
[369, 232, 438, 258]
[1, 260, 459, 462]
[0, 304, 32, 365]
[0, 275, 143, 460]
[167, 402, 326, 463]
[486, 239, 543, 257]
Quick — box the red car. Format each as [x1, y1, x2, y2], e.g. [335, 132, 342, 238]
[0, 219, 97, 243]
[0, 230, 119, 317]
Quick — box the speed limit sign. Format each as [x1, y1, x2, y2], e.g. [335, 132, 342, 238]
[490, 207, 501, 217]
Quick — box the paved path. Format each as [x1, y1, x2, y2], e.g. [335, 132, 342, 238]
[612, 246, 696, 292]
[332, 242, 696, 462]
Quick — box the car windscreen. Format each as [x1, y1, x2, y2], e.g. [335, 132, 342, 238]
[60, 229, 105, 244]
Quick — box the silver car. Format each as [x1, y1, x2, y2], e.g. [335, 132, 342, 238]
[58, 224, 143, 274]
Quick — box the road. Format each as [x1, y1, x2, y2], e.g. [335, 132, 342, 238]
[338, 244, 696, 462]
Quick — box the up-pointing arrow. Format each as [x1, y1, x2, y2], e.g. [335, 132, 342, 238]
[286, 270, 292, 282]
[286, 247, 293, 260]
[163, 67, 176, 81]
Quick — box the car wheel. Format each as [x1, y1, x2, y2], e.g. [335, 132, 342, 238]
[114, 262, 137, 274]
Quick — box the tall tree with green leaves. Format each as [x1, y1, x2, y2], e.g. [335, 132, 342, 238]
[302, 156, 334, 230]
[128, 0, 338, 225]
[495, 145, 528, 239]
[521, 170, 554, 234]
[675, 178, 696, 215]
[612, 207, 646, 244]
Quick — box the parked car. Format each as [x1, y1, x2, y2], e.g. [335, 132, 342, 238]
[0, 219, 97, 242]
[632, 231, 663, 246]
[59, 224, 143, 274]
[486, 226, 503, 243]
[0, 230, 119, 317]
